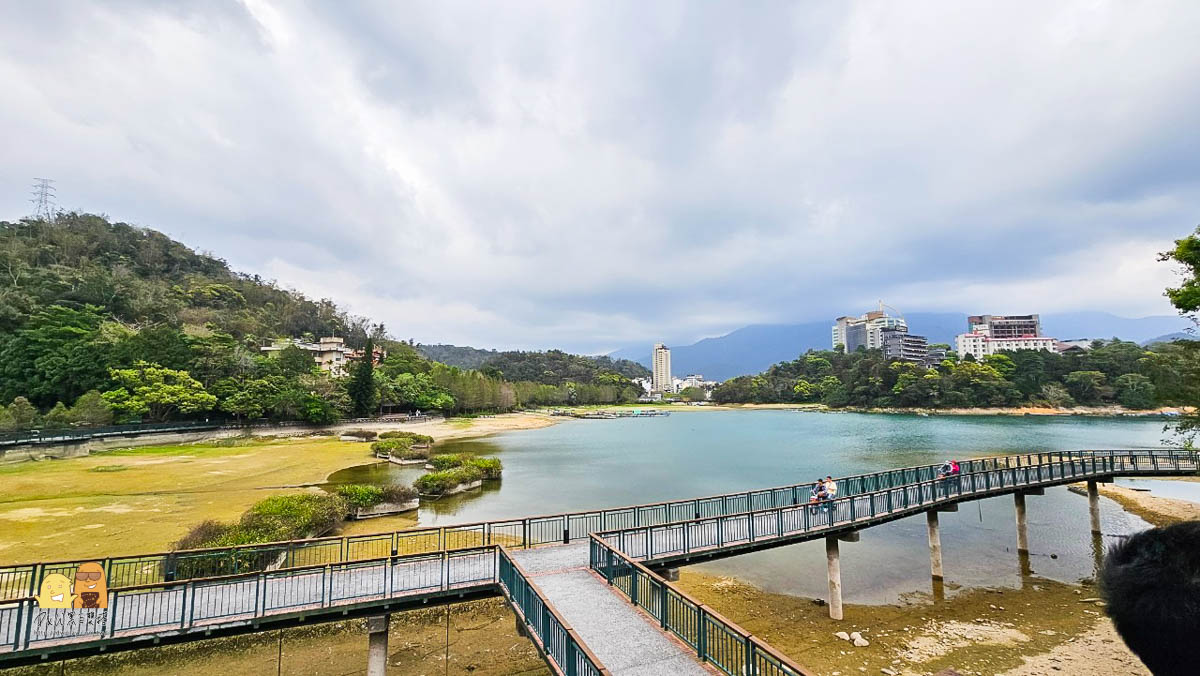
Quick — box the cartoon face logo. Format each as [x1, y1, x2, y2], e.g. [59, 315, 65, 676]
[35, 573, 75, 609]
[72, 562, 107, 609]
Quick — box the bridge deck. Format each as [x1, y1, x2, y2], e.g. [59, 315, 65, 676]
[511, 544, 709, 675]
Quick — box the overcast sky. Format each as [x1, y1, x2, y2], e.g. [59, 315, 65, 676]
[2, 1, 1198, 353]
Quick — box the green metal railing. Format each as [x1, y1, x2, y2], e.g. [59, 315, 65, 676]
[2, 448, 1191, 603]
[497, 548, 608, 676]
[1, 545, 610, 676]
[589, 535, 810, 676]
[593, 450, 1199, 563]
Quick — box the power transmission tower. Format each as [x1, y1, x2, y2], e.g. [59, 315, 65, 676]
[30, 178, 56, 220]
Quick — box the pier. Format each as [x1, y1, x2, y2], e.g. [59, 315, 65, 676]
[0, 449, 1194, 674]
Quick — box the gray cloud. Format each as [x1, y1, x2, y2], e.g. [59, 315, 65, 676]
[1, 1, 1198, 352]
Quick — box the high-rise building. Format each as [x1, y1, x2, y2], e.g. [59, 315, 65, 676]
[956, 314, 1057, 360]
[880, 328, 929, 363]
[967, 314, 1041, 339]
[652, 343, 672, 393]
[832, 304, 908, 352]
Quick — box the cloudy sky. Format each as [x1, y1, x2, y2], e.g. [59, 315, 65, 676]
[2, 1, 1199, 353]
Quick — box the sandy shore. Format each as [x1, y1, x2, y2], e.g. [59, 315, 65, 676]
[1068, 481, 1200, 527]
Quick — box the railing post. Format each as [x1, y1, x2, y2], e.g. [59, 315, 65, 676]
[630, 569, 639, 606]
[660, 582, 669, 630]
[697, 606, 707, 660]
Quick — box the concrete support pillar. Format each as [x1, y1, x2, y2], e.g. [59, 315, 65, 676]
[367, 615, 390, 676]
[662, 567, 680, 582]
[1014, 493, 1029, 554]
[927, 511, 944, 581]
[826, 535, 843, 621]
[1087, 480, 1101, 535]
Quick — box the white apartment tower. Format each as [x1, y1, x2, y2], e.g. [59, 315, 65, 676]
[652, 343, 673, 393]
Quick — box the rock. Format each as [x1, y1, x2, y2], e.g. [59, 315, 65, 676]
[854, 637, 870, 647]
[850, 631, 863, 641]
[882, 669, 898, 675]
[835, 631, 851, 641]
[812, 598, 828, 607]
[1079, 597, 1102, 603]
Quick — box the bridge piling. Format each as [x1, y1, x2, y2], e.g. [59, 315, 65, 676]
[1014, 492, 1028, 554]
[367, 615, 390, 676]
[926, 511, 943, 581]
[1087, 480, 1101, 535]
[826, 536, 842, 620]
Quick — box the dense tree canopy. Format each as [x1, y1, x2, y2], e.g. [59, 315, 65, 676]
[712, 339, 1188, 411]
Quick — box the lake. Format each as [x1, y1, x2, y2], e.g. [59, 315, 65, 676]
[328, 409, 1174, 603]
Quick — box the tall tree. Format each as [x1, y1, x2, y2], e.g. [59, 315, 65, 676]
[346, 338, 377, 417]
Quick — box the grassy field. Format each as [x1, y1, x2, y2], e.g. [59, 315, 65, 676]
[0, 436, 385, 564]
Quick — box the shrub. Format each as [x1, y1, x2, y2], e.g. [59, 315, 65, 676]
[381, 484, 418, 503]
[414, 465, 484, 495]
[338, 483, 419, 509]
[395, 446, 431, 461]
[237, 493, 346, 543]
[341, 429, 378, 440]
[174, 519, 234, 551]
[469, 457, 503, 480]
[371, 438, 414, 454]
[337, 484, 385, 509]
[379, 430, 434, 445]
[429, 454, 465, 471]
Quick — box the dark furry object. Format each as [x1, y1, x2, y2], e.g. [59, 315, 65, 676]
[1099, 521, 1200, 676]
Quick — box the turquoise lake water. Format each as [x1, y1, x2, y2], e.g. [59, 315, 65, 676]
[328, 409, 1175, 603]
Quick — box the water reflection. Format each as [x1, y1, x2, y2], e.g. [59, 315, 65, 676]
[318, 410, 1166, 604]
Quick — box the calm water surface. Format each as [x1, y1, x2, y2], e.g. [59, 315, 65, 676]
[328, 410, 1173, 603]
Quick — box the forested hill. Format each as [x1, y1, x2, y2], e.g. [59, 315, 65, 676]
[478, 350, 650, 385]
[416, 344, 499, 369]
[0, 213, 646, 427]
[0, 213, 376, 345]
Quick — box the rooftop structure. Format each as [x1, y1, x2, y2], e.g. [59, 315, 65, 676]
[967, 314, 1041, 339]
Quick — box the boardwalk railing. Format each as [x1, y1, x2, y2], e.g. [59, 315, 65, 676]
[0, 415, 437, 447]
[589, 535, 811, 676]
[595, 451, 1200, 563]
[3, 449, 1193, 602]
[497, 548, 608, 676]
[1, 544, 610, 676]
[0, 546, 495, 657]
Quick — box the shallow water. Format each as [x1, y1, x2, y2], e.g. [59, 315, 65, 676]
[1114, 477, 1200, 503]
[330, 410, 1172, 603]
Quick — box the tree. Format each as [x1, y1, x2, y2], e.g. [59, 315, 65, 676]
[678, 386, 706, 402]
[1039, 383, 1076, 408]
[69, 390, 113, 425]
[1064, 371, 1108, 404]
[276, 344, 315, 378]
[41, 402, 72, 428]
[6, 396, 37, 429]
[102, 362, 217, 422]
[346, 338, 378, 417]
[219, 378, 281, 420]
[1161, 226, 1200, 317]
[1114, 373, 1156, 409]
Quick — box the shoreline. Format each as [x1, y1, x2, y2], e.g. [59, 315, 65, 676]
[570, 401, 1188, 418]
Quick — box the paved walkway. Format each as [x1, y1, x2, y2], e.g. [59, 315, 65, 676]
[511, 544, 709, 676]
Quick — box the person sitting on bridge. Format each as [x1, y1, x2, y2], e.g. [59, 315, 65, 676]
[809, 479, 826, 513]
[1100, 521, 1200, 676]
[824, 475, 838, 499]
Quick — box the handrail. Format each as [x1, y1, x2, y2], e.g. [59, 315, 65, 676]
[2, 448, 1190, 602]
[588, 534, 813, 676]
[497, 546, 609, 676]
[593, 451, 1199, 563]
[0, 545, 497, 655]
[0, 415, 437, 447]
[0, 543, 610, 675]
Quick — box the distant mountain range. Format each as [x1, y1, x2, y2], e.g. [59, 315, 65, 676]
[609, 312, 1195, 381]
